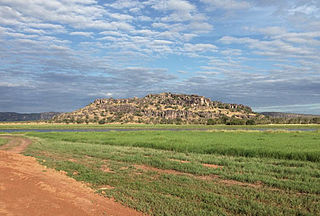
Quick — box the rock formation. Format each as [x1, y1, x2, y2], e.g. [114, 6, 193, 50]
[53, 93, 257, 124]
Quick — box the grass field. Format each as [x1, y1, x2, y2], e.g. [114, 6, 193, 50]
[28, 130, 320, 162]
[23, 130, 320, 216]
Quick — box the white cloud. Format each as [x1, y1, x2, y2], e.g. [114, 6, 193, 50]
[181, 33, 197, 41]
[152, 22, 169, 29]
[108, 13, 133, 21]
[0, 0, 112, 31]
[98, 36, 121, 41]
[153, 39, 173, 45]
[3, 31, 38, 39]
[184, 43, 217, 52]
[201, 0, 251, 10]
[219, 35, 315, 57]
[28, 23, 66, 31]
[156, 31, 180, 40]
[133, 29, 157, 36]
[99, 30, 123, 36]
[288, 4, 320, 16]
[49, 44, 71, 51]
[148, 0, 198, 23]
[110, 21, 134, 31]
[70, 31, 93, 37]
[188, 22, 213, 33]
[22, 28, 46, 34]
[149, 0, 195, 13]
[221, 49, 242, 56]
[108, 0, 141, 10]
[137, 15, 152, 22]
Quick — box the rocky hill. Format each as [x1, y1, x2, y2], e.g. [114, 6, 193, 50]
[0, 112, 60, 122]
[53, 93, 258, 124]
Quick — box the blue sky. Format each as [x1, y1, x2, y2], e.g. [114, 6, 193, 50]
[0, 0, 320, 114]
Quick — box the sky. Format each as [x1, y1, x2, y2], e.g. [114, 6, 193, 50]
[0, 0, 320, 114]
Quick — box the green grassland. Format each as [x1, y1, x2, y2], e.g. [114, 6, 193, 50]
[1, 122, 320, 130]
[0, 137, 7, 146]
[28, 130, 320, 162]
[24, 130, 320, 216]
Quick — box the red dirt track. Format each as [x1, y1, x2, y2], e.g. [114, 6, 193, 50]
[0, 135, 144, 216]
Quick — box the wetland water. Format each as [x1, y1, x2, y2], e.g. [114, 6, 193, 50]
[0, 128, 317, 133]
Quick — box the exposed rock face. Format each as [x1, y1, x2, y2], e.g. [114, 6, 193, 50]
[53, 93, 257, 124]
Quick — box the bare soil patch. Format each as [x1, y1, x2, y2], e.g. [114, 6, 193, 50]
[134, 164, 220, 181]
[134, 164, 186, 175]
[0, 136, 144, 216]
[100, 165, 115, 173]
[98, 185, 116, 191]
[202, 163, 223, 169]
[134, 164, 262, 188]
[169, 158, 191, 163]
[220, 179, 262, 188]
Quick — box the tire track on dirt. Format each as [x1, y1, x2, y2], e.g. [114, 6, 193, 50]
[0, 135, 32, 153]
[0, 135, 144, 216]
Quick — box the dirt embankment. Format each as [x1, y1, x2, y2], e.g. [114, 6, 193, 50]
[0, 135, 144, 216]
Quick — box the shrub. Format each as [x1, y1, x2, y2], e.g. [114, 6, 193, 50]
[207, 119, 216, 125]
[98, 119, 105, 124]
[76, 119, 84, 124]
[246, 119, 256, 125]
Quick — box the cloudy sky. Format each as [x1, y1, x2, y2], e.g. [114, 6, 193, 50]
[0, 0, 320, 114]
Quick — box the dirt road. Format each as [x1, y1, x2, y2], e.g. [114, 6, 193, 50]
[0, 135, 144, 216]
[0, 135, 32, 153]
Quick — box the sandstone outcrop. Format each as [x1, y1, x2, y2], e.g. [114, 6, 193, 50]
[53, 93, 257, 124]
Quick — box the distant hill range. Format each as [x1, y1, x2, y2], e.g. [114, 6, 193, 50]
[53, 93, 259, 124]
[261, 112, 320, 118]
[0, 112, 60, 122]
[260, 112, 320, 124]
